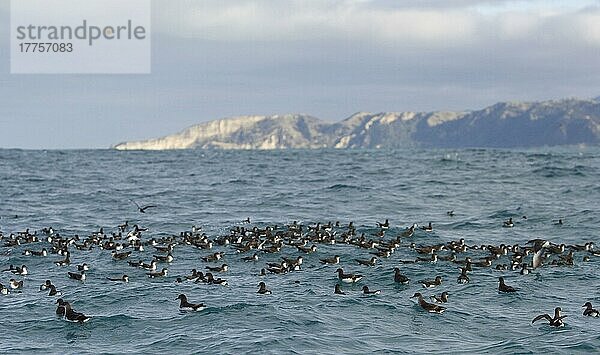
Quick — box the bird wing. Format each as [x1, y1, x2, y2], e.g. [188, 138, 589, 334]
[129, 199, 142, 209]
[532, 314, 552, 324]
[141, 205, 157, 210]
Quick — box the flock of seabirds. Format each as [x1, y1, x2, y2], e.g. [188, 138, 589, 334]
[1, 203, 599, 327]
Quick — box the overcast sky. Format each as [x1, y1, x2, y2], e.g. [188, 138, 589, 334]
[1, 0, 599, 149]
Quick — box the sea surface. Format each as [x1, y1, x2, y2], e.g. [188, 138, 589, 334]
[0, 147, 599, 354]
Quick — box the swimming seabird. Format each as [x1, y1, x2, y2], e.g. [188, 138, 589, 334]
[192, 272, 206, 283]
[411, 292, 445, 313]
[153, 253, 174, 263]
[176, 294, 205, 311]
[112, 250, 132, 260]
[498, 277, 517, 293]
[205, 264, 228, 272]
[48, 284, 61, 296]
[63, 303, 91, 323]
[503, 218, 514, 228]
[532, 307, 566, 327]
[23, 248, 47, 257]
[107, 275, 129, 282]
[2, 264, 17, 273]
[420, 222, 433, 232]
[334, 284, 345, 295]
[68, 271, 86, 281]
[140, 260, 158, 271]
[40, 280, 53, 291]
[457, 267, 470, 284]
[377, 219, 389, 229]
[430, 291, 449, 303]
[570, 242, 594, 252]
[184, 269, 202, 281]
[56, 298, 67, 316]
[55, 252, 71, 266]
[9, 279, 23, 290]
[147, 268, 168, 278]
[356, 257, 377, 267]
[118, 221, 129, 232]
[257, 281, 272, 294]
[241, 253, 259, 262]
[281, 256, 303, 267]
[297, 244, 317, 253]
[401, 224, 416, 237]
[336, 268, 363, 283]
[320, 255, 341, 265]
[201, 252, 223, 262]
[204, 273, 227, 286]
[393, 267, 410, 284]
[154, 243, 174, 253]
[11, 265, 28, 275]
[421, 276, 442, 288]
[362, 286, 381, 295]
[266, 261, 288, 274]
[128, 260, 143, 267]
[416, 254, 438, 263]
[582, 302, 600, 317]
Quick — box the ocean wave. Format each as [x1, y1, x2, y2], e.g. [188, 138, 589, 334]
[1, 148, 599, 353]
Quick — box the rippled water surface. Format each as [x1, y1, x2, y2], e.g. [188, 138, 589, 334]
[0, 148, 599, 354]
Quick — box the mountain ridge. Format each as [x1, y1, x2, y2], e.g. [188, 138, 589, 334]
[113, 97, 600, 150]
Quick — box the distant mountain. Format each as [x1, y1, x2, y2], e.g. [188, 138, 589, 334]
[112, 97, 600, 150]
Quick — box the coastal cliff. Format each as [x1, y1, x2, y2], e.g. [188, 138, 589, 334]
[113, 98, 600, 150]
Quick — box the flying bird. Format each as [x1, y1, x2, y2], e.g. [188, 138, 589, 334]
[130, 199, 156, 213]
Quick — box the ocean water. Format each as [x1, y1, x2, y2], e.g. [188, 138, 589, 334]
[0, 147, 599, 354]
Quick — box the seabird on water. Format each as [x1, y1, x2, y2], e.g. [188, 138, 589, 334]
[257, 281, 272, 294]
[498, 277, 517, 293]
[532, 307, 566, 327]
[411, 292, 445, 314]
[176, 294, 205, 311]
[582, 302, 600, 317]
[336, 268, 363, 283]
